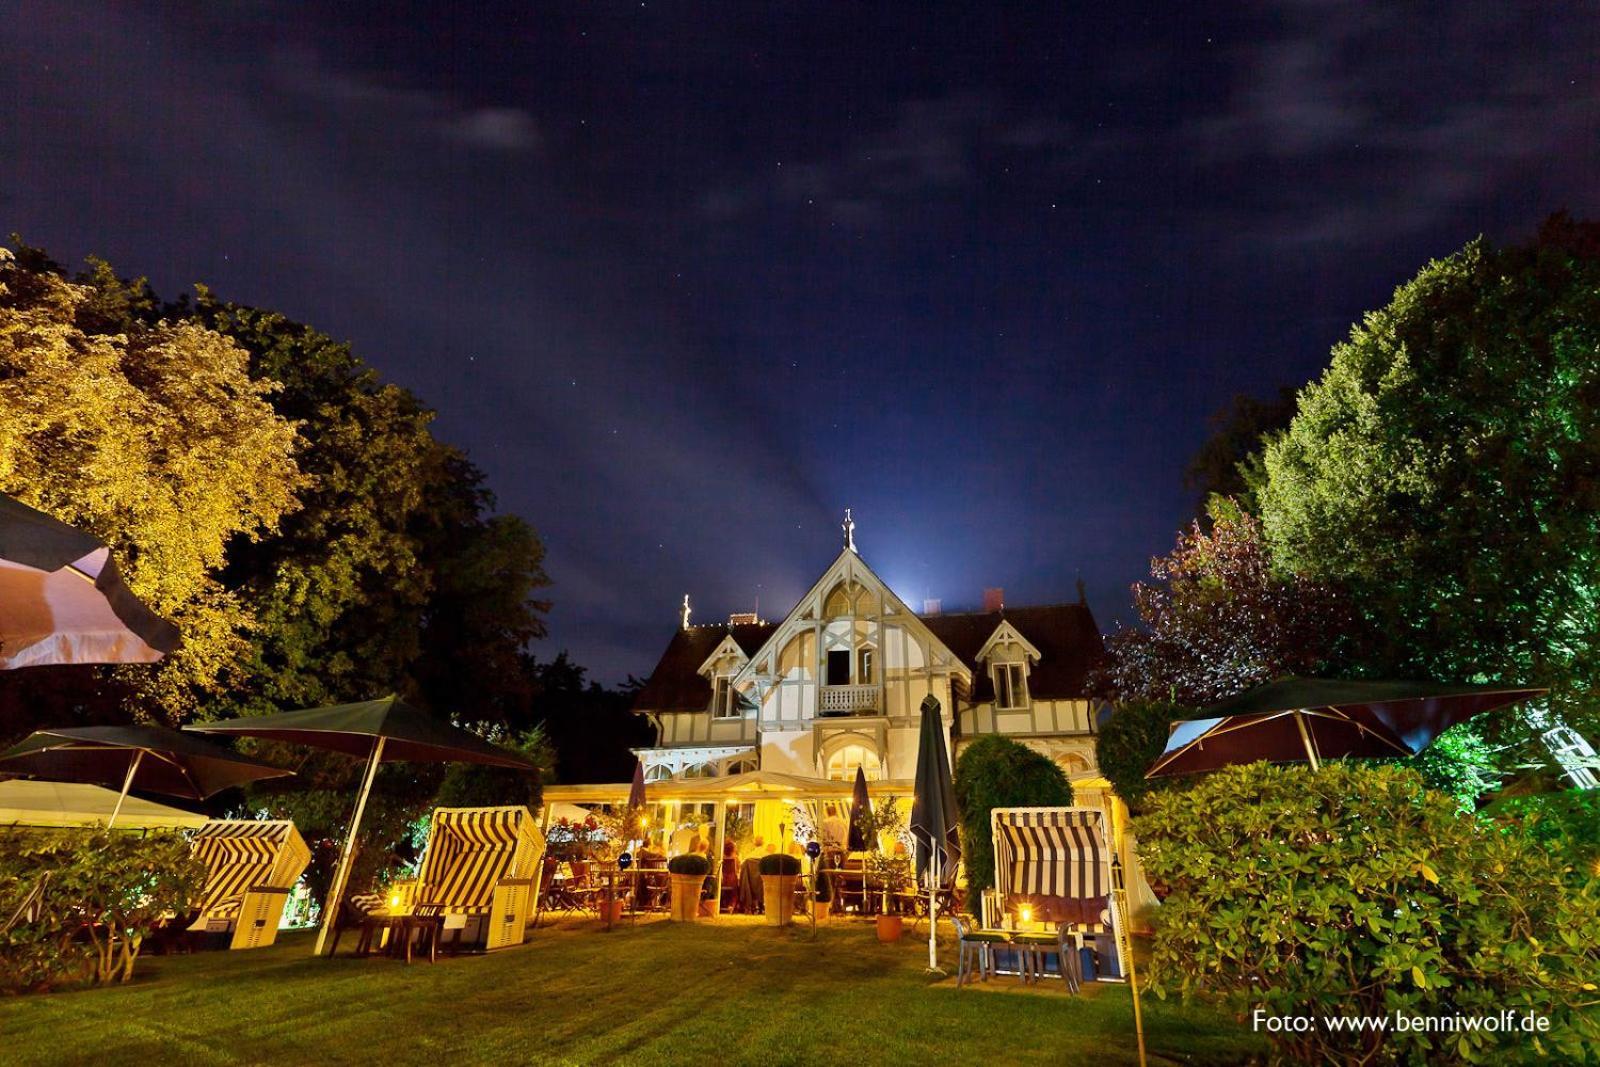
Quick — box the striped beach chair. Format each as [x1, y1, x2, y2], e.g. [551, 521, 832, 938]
[189, 819, 310, 949]
[989, 807, 1122, 982]
[398, 806, 545, 952]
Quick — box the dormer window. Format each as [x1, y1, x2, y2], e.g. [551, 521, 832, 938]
[993, 662, 1029, 711]
[712, 676, 740, 718]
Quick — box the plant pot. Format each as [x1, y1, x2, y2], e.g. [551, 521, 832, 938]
[875, 914, 903, 943]
[603, 898, 626, 923]
[669, 874, 702, 922]
[762, 874, 796, 926]
[813, 900, 830, 923]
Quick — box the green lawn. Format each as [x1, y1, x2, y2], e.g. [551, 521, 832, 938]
[0, 917, 1262, 1066]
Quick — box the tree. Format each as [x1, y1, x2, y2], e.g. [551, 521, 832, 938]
[1096, 500, 1361, 706]
[1185, 386, 1299, 517]
[1136, 762, 1600, 1065]
[1093, 699, 1182, 812]
[520, 654, 653, 784]
[952, 736, 1073, 896]
[0, 258, 304, 722]
[1257, 215, 1600, 748]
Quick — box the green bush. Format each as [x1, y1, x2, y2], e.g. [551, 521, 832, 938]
[1, 827, 205, 993]
[952, 735, 1073, 897]
[1093, 699, 1182, 812]
[758, 853, 800, 876]
[1486, 789, 1600, 881]
[666, 853, 710, 876]
[1136, 762, 1600, 1065]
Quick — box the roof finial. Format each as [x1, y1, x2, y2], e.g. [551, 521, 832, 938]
[842, 507, 856, 553]
[680, 594, 692, 630]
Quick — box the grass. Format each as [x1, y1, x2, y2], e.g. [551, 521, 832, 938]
[0, 916, 1262, 1066]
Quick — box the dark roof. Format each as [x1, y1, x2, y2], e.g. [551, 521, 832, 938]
[630, 603, 1104, 713]
[921, 603, 1106, 702]
[630, 623, 778, 713]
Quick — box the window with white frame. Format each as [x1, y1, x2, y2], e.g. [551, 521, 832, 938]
[644, 764, 673, 782]
[824, 744, 882, 781]
[992, 661, 1029, 710]
[711, 676, 739, 718]
[857, 646, 875, 684]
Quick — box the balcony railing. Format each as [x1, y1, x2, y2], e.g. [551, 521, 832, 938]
[819, 684, 881, 716]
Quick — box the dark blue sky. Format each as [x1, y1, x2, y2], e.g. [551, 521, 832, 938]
[5, 3, 1597, 681]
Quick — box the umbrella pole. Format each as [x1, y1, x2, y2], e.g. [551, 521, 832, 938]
[926, 846, 942, 973]
[1293, 712, 1322, 771]
[105, 750, 145, 830]
[314, 736, 386, 957]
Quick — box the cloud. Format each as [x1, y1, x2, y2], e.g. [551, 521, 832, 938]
[271, 49, 541, 154]
[701, 91, 1076, 225]
[1185, 4, 1595, 249]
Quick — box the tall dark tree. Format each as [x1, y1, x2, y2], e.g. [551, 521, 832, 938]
[1185, 386, 1299, 516]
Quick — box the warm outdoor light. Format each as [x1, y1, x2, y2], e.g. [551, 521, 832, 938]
[1019, 905, 1033, 926]
[389, 893, 400, 909]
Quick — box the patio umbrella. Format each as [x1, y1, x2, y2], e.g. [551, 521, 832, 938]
[1147, 676, 1547, 778]
[0, 494, 178, 668]
[846, 765, 872, 852]
[0, 725, 291, 827]
[186, 694, 535, 955]
[908, 695, 960, 972]
[626, 758, 648, 843]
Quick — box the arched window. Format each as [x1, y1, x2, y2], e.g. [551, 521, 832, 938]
[644, 764, 673, 783]
[824, 744, 882, 781]
[681, 762, 718, 779]
[725, 758, 757, 776]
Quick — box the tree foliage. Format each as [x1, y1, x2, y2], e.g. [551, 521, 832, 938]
[1096, 501, 1361, 705]
[1185, 386, 1299, 516]
[0, 257, 304, 721]
[1257, 215, 1600, 744]
[1093, 699, 1182, 812]
[1136, 762, 1600, 1065]
[952, 735, 1073, 897]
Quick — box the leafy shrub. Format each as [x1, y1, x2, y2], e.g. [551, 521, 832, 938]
[666, 853, 710, 876]
[1093, 699, 1182, 812]
[953, 736, 1073, 896]
[758, 853, 800, 876]
[1486, 789, 1600, 881]
[1, 827, 205, 993]
[1136, 762, 1600, 1065]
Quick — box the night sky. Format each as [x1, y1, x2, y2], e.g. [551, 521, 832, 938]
[5, 4, 1597, 682]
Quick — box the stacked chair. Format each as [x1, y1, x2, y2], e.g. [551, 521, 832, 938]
[189, 819, 311, 949]
[392, 806, 546, 952]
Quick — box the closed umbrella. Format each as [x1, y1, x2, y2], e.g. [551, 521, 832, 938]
[627, 759, 647, 810]
[1148, 676, 1546, 777]
[846, 765, 872, 852]
[0, 725, 291, 827]
[0, 494, 178, 668]
[908, 695, 959, 972]
[187, 694, 535, 955]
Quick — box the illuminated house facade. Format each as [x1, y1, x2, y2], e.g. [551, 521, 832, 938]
[629, 519, 1108, 795]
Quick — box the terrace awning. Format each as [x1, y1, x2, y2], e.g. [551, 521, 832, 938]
[0, 778, 207, 830]
[542, 768, 913, 806]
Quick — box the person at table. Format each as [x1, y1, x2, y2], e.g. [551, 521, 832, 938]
[637, 844, 666, 868]
[821, 805, 848, 850]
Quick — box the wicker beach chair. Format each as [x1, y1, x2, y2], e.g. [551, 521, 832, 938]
[188, 820, 310, 949]
[390, 806, 546, 952]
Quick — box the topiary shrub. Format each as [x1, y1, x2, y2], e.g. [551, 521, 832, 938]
[666, 853, 710, 876]
[953, 735, 1073, 898]
[1136, 762, 1600, 1065]
[758, 853, 800, 877]
[1, 826, 205, 993]
[1093, 699, 1182, 812]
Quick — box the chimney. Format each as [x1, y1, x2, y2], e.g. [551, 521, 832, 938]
[922, 598, 942, 616]
[982, 587, 1004, 613]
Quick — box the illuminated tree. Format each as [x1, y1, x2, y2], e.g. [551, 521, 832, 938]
[1097, 500, 1361, 706]
[0, 258, 303, 720]
[1258, 215, 1600, 747]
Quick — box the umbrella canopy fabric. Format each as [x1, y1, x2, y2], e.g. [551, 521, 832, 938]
[0, 779, 208, 830]
[909, 695, 960, 886]
[1148, 676, 1546, 778]
[627, 759, 647, 809]
[185, 694, 535, 768]
[0, 725, 292, 800]
[0, 494, 179, 668]
[847, 765, 873, 851]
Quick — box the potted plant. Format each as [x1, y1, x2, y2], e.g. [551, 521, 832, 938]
[759, 853, 801, 926]
[812, 867, 832, 922]
[667, 854, 710, 922]
[867, 851, 908, 942]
